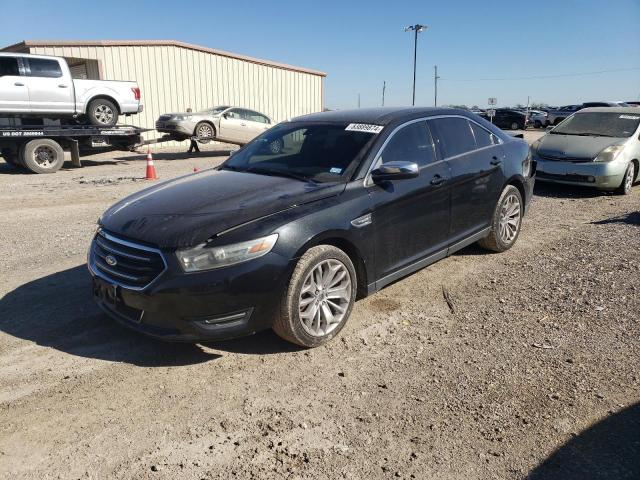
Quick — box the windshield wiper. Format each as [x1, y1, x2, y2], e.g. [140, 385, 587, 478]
[244, 166, 316, 183]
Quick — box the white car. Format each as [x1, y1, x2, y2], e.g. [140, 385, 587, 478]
[527, 110, 548, 128]
[0, 53, 143, 126]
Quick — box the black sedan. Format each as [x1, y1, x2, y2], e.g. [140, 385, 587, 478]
[481, 109, 527, 130]
[89, 107, 534, 347]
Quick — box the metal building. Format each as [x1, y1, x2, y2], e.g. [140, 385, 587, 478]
[1, 40, 326, 144]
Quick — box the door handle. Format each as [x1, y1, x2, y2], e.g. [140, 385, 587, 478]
[490, 156, 502, 166]
[14, 82, 24, 86]
[58, 84, 68, 88]
[431, 174, 445, 186]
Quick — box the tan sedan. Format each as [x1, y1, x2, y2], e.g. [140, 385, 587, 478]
[155, 106, 275, 147]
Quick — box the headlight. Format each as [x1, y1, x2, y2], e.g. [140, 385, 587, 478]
[176, 234, 278, 272]
[172, 115, 193, 121]
[594, 145, 625, 162]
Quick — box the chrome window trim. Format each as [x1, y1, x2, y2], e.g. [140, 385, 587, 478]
[88, 230, 168, 292]
[364, 114, 503, 186]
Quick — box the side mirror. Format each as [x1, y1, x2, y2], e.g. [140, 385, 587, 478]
[222, 112, 228, 119]
[371, 161, 419, 182]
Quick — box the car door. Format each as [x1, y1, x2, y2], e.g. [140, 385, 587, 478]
[218, 108, 248, 143]
[243, 110, 271, 141]
[367, 120, 451, 283]
[23, 57, 74, 113]
[0, 56, 29, 112]
[428, 116, 506, 245]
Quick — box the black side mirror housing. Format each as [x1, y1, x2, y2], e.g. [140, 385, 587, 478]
[371, 161, 419, 182]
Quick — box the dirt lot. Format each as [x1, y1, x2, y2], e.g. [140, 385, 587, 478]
[0, 132, 638, 479]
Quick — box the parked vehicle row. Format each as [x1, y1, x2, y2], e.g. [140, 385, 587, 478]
[89, 107, 534, 347]
[0, 53, 143, 126]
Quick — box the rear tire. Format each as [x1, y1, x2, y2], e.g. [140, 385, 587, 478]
[616, 162, 635, 195]
[87, 98, 119, 127]
[273, 245, 357, 348]
[510, 121, 520, 130]
[20, 139, 65, 174]
[478, 185, 523, 252]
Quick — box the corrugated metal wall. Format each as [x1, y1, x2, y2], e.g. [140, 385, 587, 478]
[28, 44, 324, 146]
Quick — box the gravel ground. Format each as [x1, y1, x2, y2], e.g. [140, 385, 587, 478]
[0, 131, 639, 479]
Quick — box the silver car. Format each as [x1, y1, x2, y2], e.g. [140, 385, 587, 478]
[155, 106, 274, 147]
[533, 107, 640, 194]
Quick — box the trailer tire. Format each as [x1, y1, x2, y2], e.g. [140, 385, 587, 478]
[21, 139, 65, 174]
[87, 98, 119, 127]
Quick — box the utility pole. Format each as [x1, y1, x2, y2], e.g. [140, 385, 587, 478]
[404, 24, 427, 105]
[382, 81, 386, 107]
[434, 65, 440, 107]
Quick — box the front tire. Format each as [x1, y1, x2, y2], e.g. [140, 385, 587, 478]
[21, 139, 65, 174]
[478, 185, 523, 252]
[616, 162, 635, 195]
[510, 121, 520, 130]
[194, 122, 215, 143]
[87, 98, 119, 127]
[274, 245, 357, 348]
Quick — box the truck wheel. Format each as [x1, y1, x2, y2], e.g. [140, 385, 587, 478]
[21, 139, 65, 174]
[87, 98, 119, 127]
[194, 122, 215, 144]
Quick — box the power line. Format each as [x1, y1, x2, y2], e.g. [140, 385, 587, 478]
[440, 66, 640, 82]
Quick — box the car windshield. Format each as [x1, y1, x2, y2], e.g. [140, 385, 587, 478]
[552, 112, 640, 138]
[221, 122, 378, 183]
[205, 106, 230, 114]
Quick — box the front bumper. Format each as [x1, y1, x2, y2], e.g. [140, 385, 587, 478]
[536, 158, 626, 190]
[155, 120, 194, 137]
[88, 238, 294, 342]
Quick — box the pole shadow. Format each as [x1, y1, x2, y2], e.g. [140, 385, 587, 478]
[528, 402, 640, 479]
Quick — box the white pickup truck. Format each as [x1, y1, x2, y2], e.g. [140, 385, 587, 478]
[0, 53, 143, 126]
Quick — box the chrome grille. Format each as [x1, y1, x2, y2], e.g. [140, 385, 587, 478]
[91, 230, 166, 290]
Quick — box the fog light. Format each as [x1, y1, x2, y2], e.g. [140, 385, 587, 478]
[588, 176, 595, 183]
[189, 308, 253, 326]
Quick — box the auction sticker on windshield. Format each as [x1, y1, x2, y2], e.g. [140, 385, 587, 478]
[345, 123, 384, 134]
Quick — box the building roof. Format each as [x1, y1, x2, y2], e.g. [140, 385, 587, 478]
[1, 40, 326, 77]
[292, 107, 471, 125]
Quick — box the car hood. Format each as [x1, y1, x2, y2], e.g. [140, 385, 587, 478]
[99, 169, 344, 248]
[537, 134, 626, 160]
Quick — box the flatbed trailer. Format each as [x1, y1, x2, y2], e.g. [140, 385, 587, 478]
[0, 124, 150, 174]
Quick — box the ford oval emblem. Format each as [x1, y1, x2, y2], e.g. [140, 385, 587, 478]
[105, 255, 118, 267]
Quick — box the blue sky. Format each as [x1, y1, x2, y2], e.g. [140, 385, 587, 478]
[1, 0, 639, 109]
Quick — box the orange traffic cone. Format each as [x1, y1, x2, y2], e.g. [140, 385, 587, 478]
[145, 148, 157, 180]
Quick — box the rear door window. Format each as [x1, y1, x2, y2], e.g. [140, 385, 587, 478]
[379, 121, 436, 167]
[26, 58, 62, 78]
[469, 122, 498, 148]
[428, 117, 477, 159]
[0, 57, 20, 76]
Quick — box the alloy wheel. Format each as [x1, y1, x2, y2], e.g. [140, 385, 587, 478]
[298, 259, 352, 337]
[94, 104, 114, 125]
[498, 193, 521, 244]
[197, 124, 213, 138]
[624, 164, 635, 193]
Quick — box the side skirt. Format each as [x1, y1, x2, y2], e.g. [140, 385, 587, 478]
[366, 227, 491, 295]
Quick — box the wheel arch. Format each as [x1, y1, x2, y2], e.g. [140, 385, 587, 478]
[85, 95, 121, 114]
[194, 120, 217, 137]
[293, 233, 369, 300]
[631, 158, 639, 182]
[505, 175, 527, 213]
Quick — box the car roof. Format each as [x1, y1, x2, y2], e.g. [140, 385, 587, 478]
[290, 107, 472, 125]
[576, 107, 640, 114]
